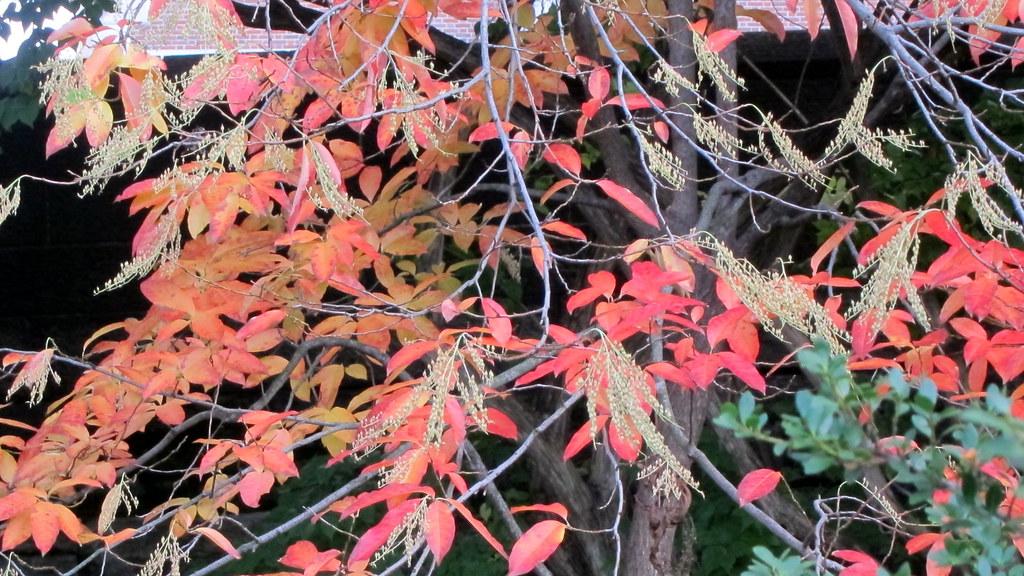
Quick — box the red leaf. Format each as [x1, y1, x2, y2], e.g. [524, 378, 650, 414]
[566, 271, 616, 313]
[706, 29, 742, 53]
[468, 121, 516, 142]
[334, 484, 433, 519]
[509, 503, 568, 520]
[810, 221, 855, 274]
[805, 0, 823, 39]
[507, 520, 566, 576]
[482, 298, 513, 345]
[448, 499, 507, 558]
[604, 93, 666, 111]
[836, 0, 860, 59]
[595, 179, 659, 227]
[238, 470, 275, 508]
[425, 501, 456, 561]
[350, 499, 419, 563]
[608, 422, 641, 462]
[707, 308, 754, 352]
[543, 143, 582, 176]
[237, 309, 286, 340]
[718, 351, 766, 393]
[45, 127, 73, 158]
[199, 443, 233, 475]
[588, 67, 610, 102]
[857, 223, 902, 266]
[194, 527, 242, 559]
[485, 408, 519, 439]
[645, 362, 695, 389]
[387, 340, 439, 377]
[1013, 36, 1024, 69]
[563, 416, 608, 461]
[653, 121, 670, 142]
[261, 447, 299, 477]
[736, 468, 782, 506]
[833, 549, 876, 564]
[148, 0, 167, 17]
[857, 200, 903, 217]
[736, 8, 786, 41]
[834, 549, 879, 576]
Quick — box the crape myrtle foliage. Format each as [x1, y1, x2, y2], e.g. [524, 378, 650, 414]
[4, 0, 1024, 573]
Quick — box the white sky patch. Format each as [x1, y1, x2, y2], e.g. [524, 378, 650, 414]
[0, 0, 74, 60]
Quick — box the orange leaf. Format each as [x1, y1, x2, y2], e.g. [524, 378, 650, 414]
[595, 179, 659, 227]
[541, 220, 587, 241]
[425, 501, 456, 561]
[540, 178, 577, 205]
[30, 503, 60, 555]
[47, 17, 94, 44]
[280, 540, 342, 575]
[736, 468, 782, 506]
[509, 503, 568, 520]
[83, 43, 121, 94]
[358, 165, 382, 201]
[906, 532, 945, 554]
[195, 526, 242, 559]
[507, 520, 566, 576]
[2, 512, 31, 550]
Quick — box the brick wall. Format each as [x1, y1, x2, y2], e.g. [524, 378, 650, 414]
[128, 1, 306, 53]
[128, 0, 822, 53]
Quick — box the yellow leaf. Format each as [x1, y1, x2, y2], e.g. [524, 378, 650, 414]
[187, 202, 211, 238]
[345, 364, 368, 380]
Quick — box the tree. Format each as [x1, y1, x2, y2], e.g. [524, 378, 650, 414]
[0, 0, 114, 135]
[2, 0, 1024, 574]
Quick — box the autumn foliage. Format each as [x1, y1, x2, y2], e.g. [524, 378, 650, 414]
[4, 0, 1024, 573]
